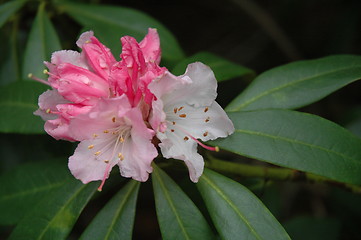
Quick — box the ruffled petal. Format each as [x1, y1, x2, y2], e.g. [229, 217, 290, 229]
[34, 89, 69, 121]
[139, 28, 161, 64]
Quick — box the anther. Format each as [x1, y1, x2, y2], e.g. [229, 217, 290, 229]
[112, 117, 116, 122]
[203, 131, 208, 137]
[43, 69, 49, 74]
[94, 151, 101, 156]
[178, 106, 184, 111]
[174, 107, 178, 114]
[119, 137, 124, 143]
[184, 136, 189, 141]
[93, 134, 98, 138]
[204, 107, 209, 113]
[46, 108, 51, 114]
[205, 117, 210, 123]
[118, 153, 124, 160]
[179, 114, 187, 118]
[104, 160, 109, 163]
[172, 121, 176, 125]
[171, 129, 175, 132]
[85, 40, 91, 43]
[88, 145, 94, 149]
[103, 130, 109, 133]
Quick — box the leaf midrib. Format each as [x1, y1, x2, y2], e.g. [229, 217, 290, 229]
[37, 183, 91, 240]
[230, 64, 361, 111]
[154, 170, 191, 240]
[102, 181, 139, 240]
[235, 129, 358, 163]
[201, 174, 262, 240]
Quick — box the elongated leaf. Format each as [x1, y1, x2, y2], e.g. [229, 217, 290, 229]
[227, 55, 361, 111]
[0, 0, 26, 28]
[22, 2, 61, 79]
[80, 180, 140, 240]
[213, 109, 361, 184]
[0, 161, 71, 225]
[172, 51, 254, 82]
[59, 2, 185, 65]
[0, 26, 20, 85]
[0, 81, 48, 134]
[9, 180, 98, 240]
[197, 169, 290, 240]
[152, 165, 215, 240]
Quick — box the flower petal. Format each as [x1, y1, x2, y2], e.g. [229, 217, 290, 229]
[117, 108, 157, 181]
[34, 89, 69, 121]
[139, 28, 161, 64]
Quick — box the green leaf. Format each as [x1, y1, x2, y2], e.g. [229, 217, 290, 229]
[172, 51, 254, 82]
[8, 180, 98, 240]
[0, 26, 21, 85]
[0, 161, 71, 225]
[80, 180, 140, 240]
[213, 109, 361, 184]
[22, 2, 61, 80]
[227, 55, 361, 111]
[0, 0, 26, 28]
[0, 81, 48, 134]
[197, 169, 290, 240]
[152, 165, 215, 240]
[59, 2, 185, 65]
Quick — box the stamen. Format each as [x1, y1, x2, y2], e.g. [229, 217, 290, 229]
[178, 106, 184, 111]
[188, 134, 219, 152]
[174, 108, 178, 114]
[46, 108, 51, 114]
[179, 114, 187, 118]
[172, 121, 176, 125]
[28, 73, 51, 86]
[204, 107, 209, 112]
[104, 160, 109, 163]
[184, 136, 189, 141]
[112, 117, 116, 122]
[88, 145, 94, 149]
[94, 151, 101, 156]
[203, 131, 208, 137]
[93, 134, 98, 138]
[103, 130, 109, 133]
[118, 153, 124, 160]
[119, 137, 124, 143]
[205, 117, 210, 123]
[171, 129, 175, 132]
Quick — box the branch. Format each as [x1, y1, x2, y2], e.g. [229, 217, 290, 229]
[205, 156, 361, 193]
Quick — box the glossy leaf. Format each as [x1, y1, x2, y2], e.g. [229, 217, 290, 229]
[0, 161, 71, 225]
[22, 2, 61, 79]
[213, 109, 361, 184]
[172, 51, 254, 82]
[80, 180, 140, 240]
[152, 165, 215, 240]
[59, 2, 185, 65]
[197, 169, 290, 240]
[227, 55, 361, 111]
[9, 180, 98, 240]
[0, 81, 48, 134]
[0, 0, 26, 28]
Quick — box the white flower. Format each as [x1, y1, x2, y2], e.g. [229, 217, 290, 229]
[149, 62, 235, 182]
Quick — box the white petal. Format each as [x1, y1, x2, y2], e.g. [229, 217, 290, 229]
[157, 130, 204, 182]
[76, 31, 94, 48]
[51, 50, 89, 69]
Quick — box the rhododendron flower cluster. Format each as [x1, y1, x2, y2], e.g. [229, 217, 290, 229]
[34, 28, 234, 190]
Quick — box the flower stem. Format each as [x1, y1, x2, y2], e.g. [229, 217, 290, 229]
[205, 155, 361, 193]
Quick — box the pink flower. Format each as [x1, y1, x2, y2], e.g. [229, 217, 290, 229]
[68, 95, 157, 190]
[34, 28, 234, 189]
[149, 62, 235, 182]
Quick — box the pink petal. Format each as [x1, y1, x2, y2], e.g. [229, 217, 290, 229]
[139, 28, 161, 64]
